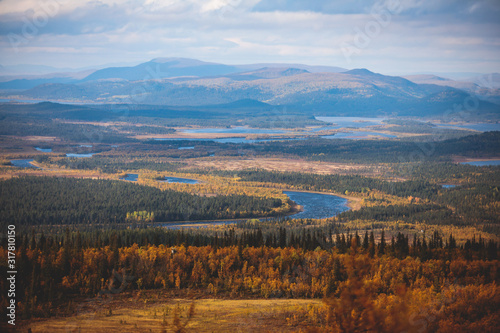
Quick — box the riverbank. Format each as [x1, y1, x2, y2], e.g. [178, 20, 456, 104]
[280, 189, 362, 211]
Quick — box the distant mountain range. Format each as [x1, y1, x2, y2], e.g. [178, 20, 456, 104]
[0, 58, 498, 119]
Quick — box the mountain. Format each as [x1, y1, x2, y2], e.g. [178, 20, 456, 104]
[227, 67, 310, 80]
[0, 58, 346, 89]
[0, 64, 80, 75]
[404, 74, 500, 105]
[404, 74, 479, 90]
[235, 63, 346, 73]
[81, 58, 242, 82]
[463, 73, 500, 89]
[1, 58, 499, 119]
[0, 70, 95, 89]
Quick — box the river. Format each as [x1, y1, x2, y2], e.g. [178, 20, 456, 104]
[163, 191, 349, 229]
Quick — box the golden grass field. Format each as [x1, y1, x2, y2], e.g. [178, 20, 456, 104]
[24, 294, 322, 333]
[188, 157, 376, 175]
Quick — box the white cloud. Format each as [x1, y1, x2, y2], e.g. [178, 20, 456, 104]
[0, 0, 498, 74]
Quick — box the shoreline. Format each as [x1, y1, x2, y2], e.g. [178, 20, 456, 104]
[281, 189, 362, 211]
[453, 156, 500, 163]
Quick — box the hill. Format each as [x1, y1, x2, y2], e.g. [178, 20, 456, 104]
[1, 58, 499, 119]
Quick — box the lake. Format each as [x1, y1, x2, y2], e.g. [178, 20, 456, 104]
[155, 117, 393, 143]
[66, 153, 95, 158]
[159, 177, 199, 184]
[119, 174, 138, 181]
[155, 137, 306, 144]
[35, 147, 52, 152]
[10, 159, 40, 168]
[441, 184, 457, 189]
[461, 160, 500, 166]
[283, 191, 350, 219]
[314, 116, 387, 130]
[435, 123, 500, 132]
[182, 126, 286, 134]
[321, 131, 397, 140]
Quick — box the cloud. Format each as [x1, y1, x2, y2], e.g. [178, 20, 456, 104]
[252, 0, 373, 14]
[0, 0, 498, 74]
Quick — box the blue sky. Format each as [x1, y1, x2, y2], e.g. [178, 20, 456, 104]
[0, 0, 499, 74]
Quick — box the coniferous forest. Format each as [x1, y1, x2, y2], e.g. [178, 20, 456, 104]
[0, 60, 500, 333]
[1, 126, 499, 332]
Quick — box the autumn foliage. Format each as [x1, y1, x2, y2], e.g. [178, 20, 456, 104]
[1, 229, 498, 332]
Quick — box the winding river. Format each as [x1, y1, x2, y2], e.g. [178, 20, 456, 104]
[8, 160, 349, 227]
[163, 191, 350, 229]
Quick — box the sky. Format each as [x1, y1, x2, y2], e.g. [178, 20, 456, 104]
[0, 0, 499, 75]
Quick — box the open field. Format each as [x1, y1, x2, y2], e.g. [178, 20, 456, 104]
[23, 294, 321, 333]
[188, 157, 377, 175]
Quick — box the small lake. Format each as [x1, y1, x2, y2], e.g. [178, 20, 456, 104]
[155, 137, 305, 144]
[441, 184, 457, 189]
[182, 126, 286, 134]
[178, 146, 195, 150]
[321, 131, 396, 140]
[119, 174, 138, 181]
[66, 153, 95, 158]
[157, 117, 392, 143]
[314, 117, 387, 130]
[10, 159, 39, 168]
[461, 160, 500, 166]
[435, 123, 500, 132]
[35, 147, 52, 152]
[159, 177, 199, 184]
[284, 191, 349, 219]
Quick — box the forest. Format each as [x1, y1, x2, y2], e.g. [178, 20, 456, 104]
[0, 176, 286, 227]
[0, 226, 498, 332]
[0, 99, 499, 331]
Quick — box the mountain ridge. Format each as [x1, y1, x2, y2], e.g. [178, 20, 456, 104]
[1, 58, 499, 119]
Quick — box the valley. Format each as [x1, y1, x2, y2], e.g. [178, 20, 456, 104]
[1, 61, 499, 333]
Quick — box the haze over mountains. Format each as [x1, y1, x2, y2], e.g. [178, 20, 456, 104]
[0, 58, 499, 119]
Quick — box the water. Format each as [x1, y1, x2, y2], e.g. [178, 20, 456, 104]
[163, 221, 235, 229]
[435, 123, 500, 132]
[155, 137, 305, 144]
[284, 191, 349, 219]
[35, 147, 52, 152]
[441, 184, 457, 189]
[159, 177, 199, 184]
[119, 174, 138, 181]
[182, 126, 286, 134]
[208, 137, 304, 143]
[162, 191, 350, 229]
[10, 159, 39, 168]
[321, 131, 396, 140]
[167, 118, 391, 143]
[314, 116, 387, 130]
[154, 116, 397, 143]
[66, 153, 95, 158]
[316, 117, 499, 134]
[461, 160, 500, 166]
[178, 146, 195, 150]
